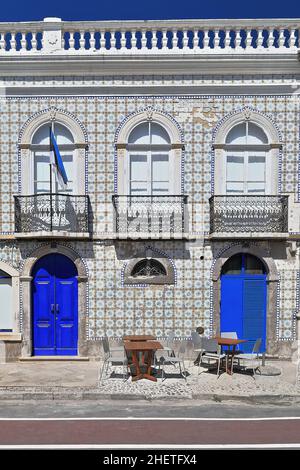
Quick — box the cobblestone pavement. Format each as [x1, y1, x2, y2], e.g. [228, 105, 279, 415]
[97, 362, 298, 399]
[0, 360, 297, 400]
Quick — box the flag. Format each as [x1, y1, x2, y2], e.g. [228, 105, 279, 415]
[49, 127, 68, 190]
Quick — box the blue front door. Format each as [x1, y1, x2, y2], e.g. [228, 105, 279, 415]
[32, 254, 78, 356]
[220, 254, 267, 353]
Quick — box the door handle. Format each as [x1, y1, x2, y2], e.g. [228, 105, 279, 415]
[51, 304, 55, 313]
[56, 304, 59, 313]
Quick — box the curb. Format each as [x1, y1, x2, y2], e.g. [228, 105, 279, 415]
[0, 388, 299, 404]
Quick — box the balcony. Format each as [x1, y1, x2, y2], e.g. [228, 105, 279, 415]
[112, 195, 188, 239]
[0, 18, 298, 56]
[209, 195, 289, 237]
[14, 193, 91, 238]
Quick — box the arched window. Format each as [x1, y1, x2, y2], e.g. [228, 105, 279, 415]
[124, 254, 175, 285]
[225, 122, 269, 195]
[221, 253, 266, 275]
[131, 258, 167, 278]
[31, 123, 75, 194]
[213, 111, 281, 196]
[115, 110, 183, 196]
[0, 269, 13, 332]
[127, 122, 171, 196]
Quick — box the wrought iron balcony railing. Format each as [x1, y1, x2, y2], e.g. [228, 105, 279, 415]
[14, 193, 91, 234]
[112, 195, 188, 238]
[209, 195, 289, 234]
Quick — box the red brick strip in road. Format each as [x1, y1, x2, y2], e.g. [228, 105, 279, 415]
[0, 419, 299, 446]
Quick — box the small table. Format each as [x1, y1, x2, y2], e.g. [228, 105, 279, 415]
[124, 340, 163, 382]
[123, 335, 156, 342]
[215, 337, 247, 375]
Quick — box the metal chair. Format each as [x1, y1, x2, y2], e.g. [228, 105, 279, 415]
[190, 331, 205, 366]
[235, 338, 262, 377]
[98, 336, 129, 385]
[162, 331, 176, 356]
[199, 338, 226, 378]
[156, 341, 187, 381]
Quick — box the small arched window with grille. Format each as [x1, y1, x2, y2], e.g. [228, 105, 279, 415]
[131, 259, 167, 278]
[124, 256, 175, 285]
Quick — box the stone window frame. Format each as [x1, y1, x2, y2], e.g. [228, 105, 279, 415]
[213, 109, 282, 195]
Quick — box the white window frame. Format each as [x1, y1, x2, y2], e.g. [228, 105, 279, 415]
[213, 113, 280, 196]
[127, 149, 173, 196]
[224, 149, 268, 195]
[0, 262, 20, 340]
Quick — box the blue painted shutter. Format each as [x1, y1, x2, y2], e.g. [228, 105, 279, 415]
[243, 278, 266, 353]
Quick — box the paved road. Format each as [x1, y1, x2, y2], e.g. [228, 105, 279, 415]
[0, 417, 300, 447]
[0, 400, 299, 447]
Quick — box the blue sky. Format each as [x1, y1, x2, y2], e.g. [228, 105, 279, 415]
[1, 0, 300, 22]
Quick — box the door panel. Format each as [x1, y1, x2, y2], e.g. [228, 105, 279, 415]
[55, 279, 78, 355]
[220, 276, 244, 340]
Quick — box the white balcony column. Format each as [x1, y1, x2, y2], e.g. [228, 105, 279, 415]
[161, 29, 168, 50]
[79, 30, 85, 50]
[141, 30, 147, 50]
[42, 17, 63, 53]
[203, 29, 210, 49]
[182, 30, 189, 50]
[257, 28, 264, 49]
[20, 32, 27, 51]
[170, 29, 176, 50]
[68, 31, 75, 50]
[214, 28, 221, 49]
[31, 32, 38, 51]
[120, 31, 126, 50]
[278, 28, 285, 49]
[266, 27, 275, 48]
[100, 31, 106, 50]
[245, 28, 252, 49]
[192, 29, 199, 50]
[0, 33, 5, 51]
[130, 30, 137, 49]
[224, 28, 231, 50]
[89, 30, 96, 49]
[235, 28, 243, 50]
[110, 30, 116, 50]
[10, 32, 16, 52]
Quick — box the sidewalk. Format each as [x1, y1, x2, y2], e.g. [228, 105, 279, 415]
[0, 359, 298, 403]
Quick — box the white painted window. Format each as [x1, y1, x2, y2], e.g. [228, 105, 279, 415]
[0, 270, 13, 332]
[31, 123, 75, 194]
[127, 122, 172, 195]
[224, 122, 269, 195]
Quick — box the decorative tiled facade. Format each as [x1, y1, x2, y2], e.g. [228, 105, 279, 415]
[0, 18, 300, 359]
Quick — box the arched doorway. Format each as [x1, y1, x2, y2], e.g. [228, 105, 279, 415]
[220, 253, 267, 353]
[32, 253, 78, 356]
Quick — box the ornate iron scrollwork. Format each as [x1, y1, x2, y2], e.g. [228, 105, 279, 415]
[209, 195, 289, 233]
[14, 193, 90, 233]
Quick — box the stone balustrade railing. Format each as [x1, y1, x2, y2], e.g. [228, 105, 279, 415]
[0, 17, 299, 54]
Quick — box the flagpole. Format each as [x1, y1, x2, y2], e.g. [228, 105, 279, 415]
[49, 123, 53, 232]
